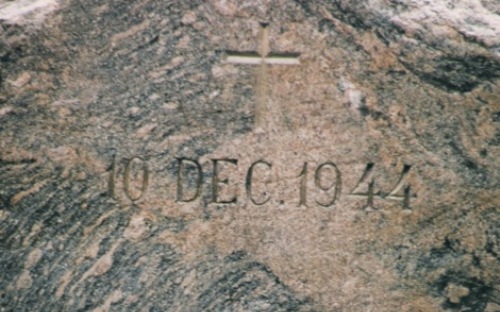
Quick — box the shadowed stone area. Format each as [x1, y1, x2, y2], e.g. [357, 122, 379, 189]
[1, 0, 499, 311]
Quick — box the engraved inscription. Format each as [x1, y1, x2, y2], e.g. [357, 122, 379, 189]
[211, 159, 238, 204]
[348, 163, 414, 210]
[385, 164, 412, 209]
[349, 163, 376, 209]
[176, 158, 202, 203]
[314, 162, 342, 207]
[108, 153, 117, 198]
[297, 162, 308, 208]
[106, 155, 416, 210]
[298, 162, 342, 208]
[246, 160, 272, 205]
[108, 155, 149, 202]
[123, 156, 149, 201]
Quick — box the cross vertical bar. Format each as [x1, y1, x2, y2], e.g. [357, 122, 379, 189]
[224, 23, 300, 131]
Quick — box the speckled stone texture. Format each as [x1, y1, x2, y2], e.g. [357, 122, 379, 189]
[0, 1, 499, 311]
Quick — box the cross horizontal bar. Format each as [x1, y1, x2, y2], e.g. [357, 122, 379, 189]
[264, 55, 300, 65]
[225, 54, 262, 65]
[225, 52, 301, 65]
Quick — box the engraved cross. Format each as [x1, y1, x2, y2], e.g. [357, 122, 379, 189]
[225, 23, 300, 130]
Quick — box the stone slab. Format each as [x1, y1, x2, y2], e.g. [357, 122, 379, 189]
[0, 1, 499, 311]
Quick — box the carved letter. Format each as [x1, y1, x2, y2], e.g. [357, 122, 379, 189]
[123, 156, 149, 201]
[314, 162, 342, 207]
[384, 164, 412, 209]
[298, 162, 308, 207]
[245, 160, 272, 205]
[108, 153, 116, 198]
[211, 159, 238, 204]
[176, 158, 202, 202]
[348, 163, 376, 209]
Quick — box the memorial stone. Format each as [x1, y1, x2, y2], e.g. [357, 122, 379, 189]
[0, 0, 499, 311]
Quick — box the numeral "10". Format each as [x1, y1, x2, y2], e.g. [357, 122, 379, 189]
[108, 155, 149, 201]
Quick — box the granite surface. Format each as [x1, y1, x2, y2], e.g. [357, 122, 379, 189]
[0, 0, 499, 311]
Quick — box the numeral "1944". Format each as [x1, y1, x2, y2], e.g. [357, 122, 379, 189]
[298, 162, 413, 209]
